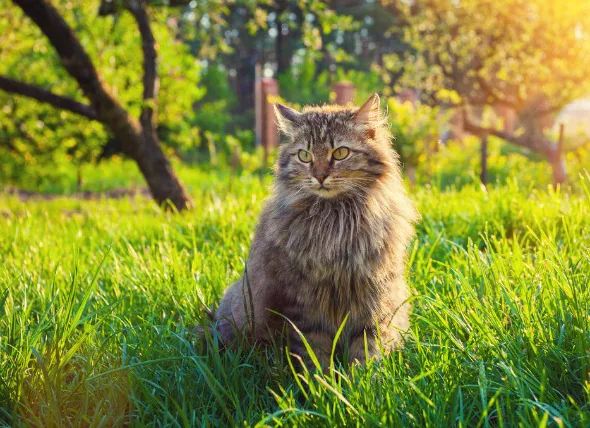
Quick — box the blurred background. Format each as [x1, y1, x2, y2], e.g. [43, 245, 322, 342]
[1, 3, 590, 424]
[1, 0, 589, 208]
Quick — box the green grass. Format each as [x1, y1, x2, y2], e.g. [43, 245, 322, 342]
[1, 169, 589, 426]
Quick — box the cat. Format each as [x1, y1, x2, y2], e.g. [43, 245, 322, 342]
[210, 94, 418, 367]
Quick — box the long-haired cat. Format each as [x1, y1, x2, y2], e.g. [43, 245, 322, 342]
[211, 94, 418, 366]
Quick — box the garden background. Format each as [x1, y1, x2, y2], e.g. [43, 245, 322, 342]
[1, 0, 589, 426]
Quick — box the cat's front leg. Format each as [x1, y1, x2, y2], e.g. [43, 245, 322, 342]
[212, 275, 271, 346]
[346, 327, 381, 365]
[287, 329, 334, 371]
[347, 317, 409, 364]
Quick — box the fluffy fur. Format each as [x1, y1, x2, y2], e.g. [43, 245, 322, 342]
[212, 94, 418, 366]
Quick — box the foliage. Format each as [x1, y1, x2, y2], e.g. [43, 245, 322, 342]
[387, 0, 590, 111]
[335, 67, 385, 104]
[1, 169, 589, 425]
[192, 65, 237, 138]
[278, 53, 386, 106]
[379, 0, 590, 185]
[180, 0, 359, 68]
[0, 0, 204, 182]
[419, 135, 590, 190]
[387, 98, 449, 169]
[2, 120, 589, 194]
[0, 0, 361, 182]
[199, 64, 237, 108]
[278, 54, 331, 105]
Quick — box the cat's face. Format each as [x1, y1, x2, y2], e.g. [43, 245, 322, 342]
[274, 95, 392, 200]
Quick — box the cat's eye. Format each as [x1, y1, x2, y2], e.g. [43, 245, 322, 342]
[332, 147, 350, 161]
[298, 149, 312, 163]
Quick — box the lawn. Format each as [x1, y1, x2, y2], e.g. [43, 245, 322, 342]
[1, 167, 589, 426]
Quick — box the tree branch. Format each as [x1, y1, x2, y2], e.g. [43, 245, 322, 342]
[463, 106, 565, 167]
[461, 107, 536, 151]
[13, 0, 193, 210]
[127, 0, 159, 133]
[475, 76, 520, 110]
[99, 0, 190, 15]
[0, 75, 98, 120]
[13, 0, 144, 157]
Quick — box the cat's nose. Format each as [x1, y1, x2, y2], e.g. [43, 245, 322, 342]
[314, 174, 327, 184]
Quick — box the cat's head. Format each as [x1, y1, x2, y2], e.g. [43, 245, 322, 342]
[274, 94, 396, 200]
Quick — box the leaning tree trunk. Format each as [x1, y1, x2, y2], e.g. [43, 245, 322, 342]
[548, 123, 567, 188]
[8, 0, 193, 211]
[126, 0, 193, 210]
[135, 130, 193, 210]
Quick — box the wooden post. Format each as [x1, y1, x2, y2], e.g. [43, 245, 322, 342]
[260, 78, 279, 167]
[480, 134, 488, 186]
[333, 82, 355, 105]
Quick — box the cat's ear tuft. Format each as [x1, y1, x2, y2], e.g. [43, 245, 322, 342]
[274, 103, 301, 137]
[354, 93, 381, 139]
[354, 93, 381, 125]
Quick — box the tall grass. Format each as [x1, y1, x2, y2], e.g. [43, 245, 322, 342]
[1, 171, 589, 426]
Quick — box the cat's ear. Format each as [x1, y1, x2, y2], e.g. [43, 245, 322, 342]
[274, 103, 302, 138]
[354, 93, 381, 138]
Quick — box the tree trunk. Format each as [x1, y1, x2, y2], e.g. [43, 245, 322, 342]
[480, 134, 488, 186]
[548, 150, 567, 188]
[134, 131, 192, 210]
[549, 123, 567, 188]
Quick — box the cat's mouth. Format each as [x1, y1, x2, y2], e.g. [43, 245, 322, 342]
[310, 184, 343, 198]
[305, 177, 344, 198]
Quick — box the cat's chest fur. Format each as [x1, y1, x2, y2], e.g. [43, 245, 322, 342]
[257, 198, 391, 329]
[266, 195, 393, 287]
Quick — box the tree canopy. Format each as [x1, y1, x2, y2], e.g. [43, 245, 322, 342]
[1, 0, 589, 197]
[385, 0, 590, 184]
[0, 1, 203, 190]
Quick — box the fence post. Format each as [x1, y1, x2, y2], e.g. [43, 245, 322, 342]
[260, 78, 279, 166]
[480, 134, 488, 186]
[254, 63, 262, 147]
[333, 82, 355, 106]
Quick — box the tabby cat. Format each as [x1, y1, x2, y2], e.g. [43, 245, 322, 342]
[211, 94, 418, 366]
